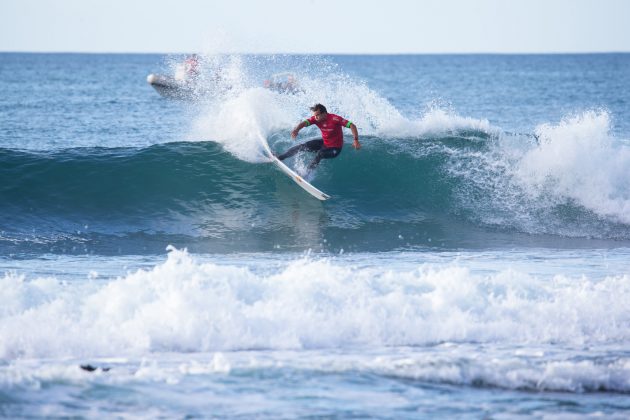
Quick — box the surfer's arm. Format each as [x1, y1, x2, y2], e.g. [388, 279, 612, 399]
[291, 121, 309, 139]
[349, 123, 361, 149]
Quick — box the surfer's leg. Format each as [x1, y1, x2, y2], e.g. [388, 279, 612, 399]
[307, 147, 341, 170]
[278, 139, 323, 160]
[277, 144, 306, 160]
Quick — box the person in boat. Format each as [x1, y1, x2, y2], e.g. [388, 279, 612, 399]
[184, 54, 200, 80]
[264, 73, 300, 93]
[277, 103, 360, 171]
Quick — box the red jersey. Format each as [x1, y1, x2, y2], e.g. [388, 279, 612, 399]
[305, 113, 352, 148]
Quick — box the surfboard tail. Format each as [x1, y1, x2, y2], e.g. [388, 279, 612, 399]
[259, 135, 331, 201]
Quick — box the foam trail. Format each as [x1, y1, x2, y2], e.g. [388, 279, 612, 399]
[378, 107, 493, 138]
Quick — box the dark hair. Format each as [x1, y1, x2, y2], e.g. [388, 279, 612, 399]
[310, 103, 327, 114]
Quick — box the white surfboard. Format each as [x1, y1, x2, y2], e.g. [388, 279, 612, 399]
[261, 140, 331, 201]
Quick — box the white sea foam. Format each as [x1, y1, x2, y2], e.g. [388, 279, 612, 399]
[369, 350, 630, 393]
[2, 348, 629, 394]
[1, 248, 629, 360]
[514, 110, 630, 224]
[444, 109, 630, 234]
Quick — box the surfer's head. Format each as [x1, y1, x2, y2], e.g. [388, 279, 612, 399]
[310, 103, 328, 122]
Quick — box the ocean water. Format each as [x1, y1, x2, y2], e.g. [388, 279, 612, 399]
[1, 52, 630, 418]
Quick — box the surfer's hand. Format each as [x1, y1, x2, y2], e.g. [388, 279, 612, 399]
[291, 129, 299, 139]
[353, 139, 361, 150]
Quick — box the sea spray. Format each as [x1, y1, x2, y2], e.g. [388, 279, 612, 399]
[515, 110, 630, 224]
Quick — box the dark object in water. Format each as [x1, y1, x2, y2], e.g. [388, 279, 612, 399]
[80, 364, 111, 372]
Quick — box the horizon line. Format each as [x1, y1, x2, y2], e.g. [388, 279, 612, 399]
[2, 50, 630, 56]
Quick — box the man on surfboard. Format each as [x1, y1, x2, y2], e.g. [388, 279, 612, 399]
[277, 104, 361, 171]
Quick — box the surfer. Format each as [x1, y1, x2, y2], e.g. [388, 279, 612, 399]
[277, 104, 361, 171]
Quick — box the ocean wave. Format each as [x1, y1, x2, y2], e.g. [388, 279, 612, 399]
[2, 109, 630, 254]
[2, 350, 630, 394]
[1, 247, 630, 359]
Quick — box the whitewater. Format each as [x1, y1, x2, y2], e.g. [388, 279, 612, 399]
[1, 52, 630, 418]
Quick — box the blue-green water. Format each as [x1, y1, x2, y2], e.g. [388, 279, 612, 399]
[1, 53, 630, 418]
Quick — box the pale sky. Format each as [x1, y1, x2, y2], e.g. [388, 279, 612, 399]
[1, 0, 629, 54]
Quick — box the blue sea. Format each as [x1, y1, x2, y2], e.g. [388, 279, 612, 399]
[1, 52, 630, 418]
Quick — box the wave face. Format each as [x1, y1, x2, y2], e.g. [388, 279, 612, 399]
[2, 110, 630, 255]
